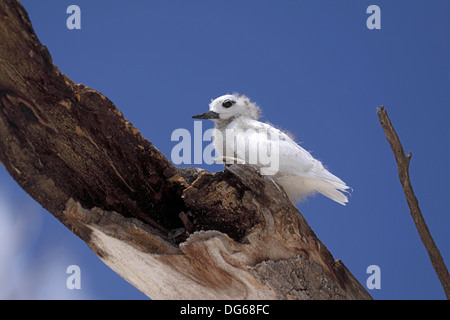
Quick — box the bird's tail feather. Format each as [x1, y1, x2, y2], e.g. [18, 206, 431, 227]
[304, 178, 349, 205]
[277, 173, 350, 205]
[316, 181, 349, 205]
[311, 167, 350, 205]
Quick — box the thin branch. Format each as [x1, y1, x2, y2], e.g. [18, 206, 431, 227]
[377, 105, 450, 299]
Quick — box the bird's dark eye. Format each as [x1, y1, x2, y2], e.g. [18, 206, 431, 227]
[222, 100, 235, 108]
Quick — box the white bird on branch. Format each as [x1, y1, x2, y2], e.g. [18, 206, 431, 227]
[193, 93, 350, 205]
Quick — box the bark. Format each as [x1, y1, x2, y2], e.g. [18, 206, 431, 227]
[0, 0, 371, 300]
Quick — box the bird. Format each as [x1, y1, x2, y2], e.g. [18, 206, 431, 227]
[192, 93, 350, 205]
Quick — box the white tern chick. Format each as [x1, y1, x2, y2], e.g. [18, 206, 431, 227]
[193, 93, 350, 205]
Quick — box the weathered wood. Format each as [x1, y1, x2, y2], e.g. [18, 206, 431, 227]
[0, 0, 188, 241]
[64, 163, 370, 299]
[0, 0, 371, 299]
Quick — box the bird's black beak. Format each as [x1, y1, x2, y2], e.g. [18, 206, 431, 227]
[192, 110, 220, 120]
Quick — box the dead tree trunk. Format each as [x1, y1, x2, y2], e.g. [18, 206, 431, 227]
[0, 0, 371, 300]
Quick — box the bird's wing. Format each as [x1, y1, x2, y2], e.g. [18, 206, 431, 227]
[227, 119, 316, 174]
[279, 138, 348, 191]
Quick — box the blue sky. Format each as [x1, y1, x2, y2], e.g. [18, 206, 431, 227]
[1, 0, 449, 299]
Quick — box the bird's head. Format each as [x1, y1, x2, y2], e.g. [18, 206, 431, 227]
[193, 93, 261, 121]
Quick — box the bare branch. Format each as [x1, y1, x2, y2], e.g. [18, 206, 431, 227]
[377, 105, 450, 299]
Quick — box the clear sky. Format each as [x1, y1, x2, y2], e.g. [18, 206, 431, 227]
[1, 0, 449, 299]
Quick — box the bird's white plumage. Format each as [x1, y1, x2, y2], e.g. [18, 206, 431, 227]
[194, 93, 350, 205]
